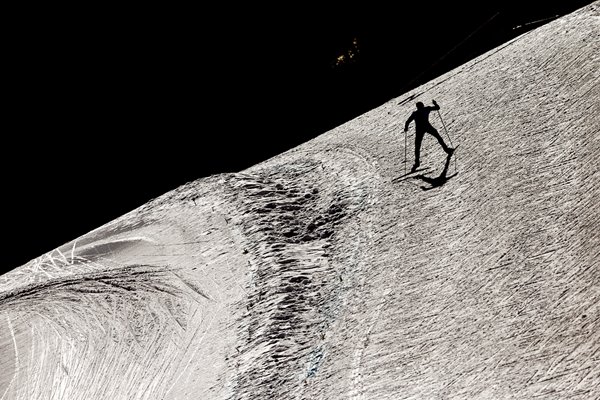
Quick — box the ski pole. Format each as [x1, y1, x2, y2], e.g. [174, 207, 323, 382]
[437, 110, 456, 173]
[404, 128, 407, 175]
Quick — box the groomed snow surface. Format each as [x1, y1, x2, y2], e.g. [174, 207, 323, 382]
[1, 2, 599, 399]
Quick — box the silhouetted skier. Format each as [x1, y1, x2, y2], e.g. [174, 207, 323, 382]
[404, 100, 454, 173]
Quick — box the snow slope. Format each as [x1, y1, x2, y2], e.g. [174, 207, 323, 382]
[1, 2, 599, 399]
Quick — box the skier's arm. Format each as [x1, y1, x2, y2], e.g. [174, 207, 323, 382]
[431, 100, 440, 110]
[404, 113, 414, 132]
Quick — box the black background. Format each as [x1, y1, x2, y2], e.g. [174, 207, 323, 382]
[3, 1, 594, 274]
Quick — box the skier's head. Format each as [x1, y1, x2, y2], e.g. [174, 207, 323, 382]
[416, 101, 424, 109]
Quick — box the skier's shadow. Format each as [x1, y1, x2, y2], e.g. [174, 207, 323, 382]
[414, 172, 458, 191]
[413, 150, 457, 191]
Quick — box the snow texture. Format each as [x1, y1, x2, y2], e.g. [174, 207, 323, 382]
[1, 2, 599, 399]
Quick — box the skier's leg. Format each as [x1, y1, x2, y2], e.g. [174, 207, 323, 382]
[427, 126, 452, 154]
[413, 131, 424, 171]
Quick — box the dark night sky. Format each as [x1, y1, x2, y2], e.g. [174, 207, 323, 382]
[3, 1, 594, 274]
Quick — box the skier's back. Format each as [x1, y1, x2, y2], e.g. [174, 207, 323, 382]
[404, 100, 454, 172]
[405, 101, 439, 132]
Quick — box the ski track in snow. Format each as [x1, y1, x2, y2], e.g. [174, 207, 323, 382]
[1, 3, 599, 399]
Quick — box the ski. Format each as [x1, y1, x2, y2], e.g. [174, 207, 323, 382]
[392, 167, 431, 182]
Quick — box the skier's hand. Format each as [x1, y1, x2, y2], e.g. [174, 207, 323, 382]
[432, 99, 437, 104]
